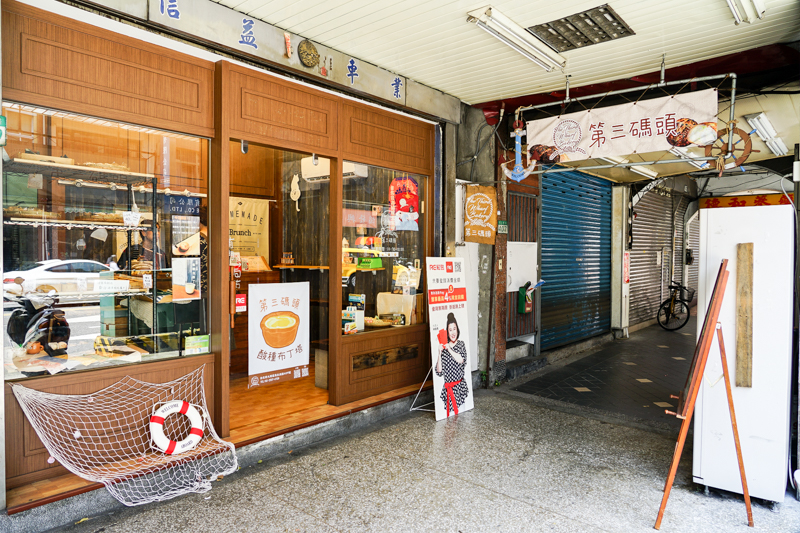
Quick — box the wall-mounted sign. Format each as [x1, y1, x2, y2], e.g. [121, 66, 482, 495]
[248, 282, 310, 388]
[426, 257, 474, 421]
[463, 185, 497, 245]
[526, 89, 718, 162]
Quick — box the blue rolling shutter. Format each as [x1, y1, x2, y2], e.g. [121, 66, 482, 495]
[540, 170, 612, 349]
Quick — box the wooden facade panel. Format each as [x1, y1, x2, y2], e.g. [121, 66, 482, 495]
[229, 140, 277, 198]
[338, 326, 429, 403]
[341, 103, 433, 175]
[5, 354, 215, 488]
[2, 1, 214, 137]
[228, 68, 338, 153]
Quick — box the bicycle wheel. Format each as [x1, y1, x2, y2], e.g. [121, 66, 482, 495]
[657, 299, 691, 331]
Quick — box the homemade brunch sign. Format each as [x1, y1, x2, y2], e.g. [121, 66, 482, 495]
[463, 185, 497, 245]
[229, 197, 270, 262]
[526, 89, 718, 163]
[426, 257, 474, 421]
[248, 282, 310, 389]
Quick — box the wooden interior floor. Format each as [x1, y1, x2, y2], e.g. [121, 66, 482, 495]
[6, 361, 431, 514]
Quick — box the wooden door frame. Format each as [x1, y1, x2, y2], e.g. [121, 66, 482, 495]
[213, 60, 436, 431]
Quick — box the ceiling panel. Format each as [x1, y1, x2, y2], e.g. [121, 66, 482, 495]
[212, 0, 800, 104]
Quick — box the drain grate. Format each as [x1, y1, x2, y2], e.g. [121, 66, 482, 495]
[527, 4, 635, 53]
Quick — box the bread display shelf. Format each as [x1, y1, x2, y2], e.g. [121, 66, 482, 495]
[272, 265, 330, 270]
[3, 158, 154, 185]
[4, 218, 152, 231]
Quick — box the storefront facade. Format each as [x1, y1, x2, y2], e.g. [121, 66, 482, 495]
[1, 0, 444, 512]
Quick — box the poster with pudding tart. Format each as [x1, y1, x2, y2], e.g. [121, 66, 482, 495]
[247, 282, 310, 389]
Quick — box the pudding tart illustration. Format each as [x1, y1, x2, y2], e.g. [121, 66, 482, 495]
[260, 311, 300, 348]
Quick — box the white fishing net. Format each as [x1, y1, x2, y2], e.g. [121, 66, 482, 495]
[11, 367, 237, 506]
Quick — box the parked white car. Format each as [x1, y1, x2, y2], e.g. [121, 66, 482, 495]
[3, 259, 111, 303]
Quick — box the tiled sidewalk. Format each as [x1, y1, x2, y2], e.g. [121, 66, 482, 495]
[514, 319, 698, 428]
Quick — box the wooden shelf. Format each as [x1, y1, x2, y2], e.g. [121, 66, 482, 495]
[5, 218, 153, 231]
[272, 265, 330, 270]
[4, 158, 154, 185]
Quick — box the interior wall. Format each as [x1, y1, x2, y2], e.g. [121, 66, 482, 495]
[454, 103, 497, 380]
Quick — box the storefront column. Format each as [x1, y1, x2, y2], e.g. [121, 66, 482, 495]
[210, 61, 231, 437]
[611, 185, 630, 338]
[0, 3, 6, 511]
[443, 123, 457, 258]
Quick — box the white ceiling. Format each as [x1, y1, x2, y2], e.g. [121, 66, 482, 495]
[214, 0, 800, 105]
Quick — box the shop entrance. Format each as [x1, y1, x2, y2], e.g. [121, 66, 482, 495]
[226, 141, 331, 443]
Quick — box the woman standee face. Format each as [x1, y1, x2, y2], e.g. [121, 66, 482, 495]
[448, 322, 458, 343]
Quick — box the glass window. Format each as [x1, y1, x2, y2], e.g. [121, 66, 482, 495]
[46, 264, 73, 273]
[341, 162, 426, 335]
[2, 102, 210, 380]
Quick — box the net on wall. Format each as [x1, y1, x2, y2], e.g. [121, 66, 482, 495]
[11, 366, 237, 506]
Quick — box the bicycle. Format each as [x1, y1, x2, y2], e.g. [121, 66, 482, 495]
[656, 282, 695, 331]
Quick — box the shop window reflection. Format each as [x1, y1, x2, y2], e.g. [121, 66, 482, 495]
[341, 162, 426, 335]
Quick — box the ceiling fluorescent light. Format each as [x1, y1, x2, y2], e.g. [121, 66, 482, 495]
[765, 138, 788, 157]
[467, 7, 566, 72]
[743, 112, 787, 156]
[725, 0, 743, 24]
[726, 0, 766, 24]
[600, 157, 658, 179]
[668, 147, 708, 169]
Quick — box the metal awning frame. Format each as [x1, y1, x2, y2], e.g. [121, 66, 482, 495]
[515, 72, 738, 177]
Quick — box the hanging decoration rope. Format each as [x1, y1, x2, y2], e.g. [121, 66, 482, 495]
[11, 367, 237, 506]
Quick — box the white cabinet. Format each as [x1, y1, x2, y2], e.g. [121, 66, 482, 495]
[693, 204, 793, 502]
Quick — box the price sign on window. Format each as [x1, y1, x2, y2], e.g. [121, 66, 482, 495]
[122, 211, 142, 227]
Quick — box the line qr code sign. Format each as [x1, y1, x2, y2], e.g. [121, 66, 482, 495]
[454, 263, 461, 273]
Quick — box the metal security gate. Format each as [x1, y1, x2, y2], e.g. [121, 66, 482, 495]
[687, 212, 700, 297]
[673, 196, 689, 285]
[540, 171, 612, 349]
[629, 191, 674, 325]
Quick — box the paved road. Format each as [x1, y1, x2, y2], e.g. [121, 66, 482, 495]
[58, 388, 800, 533]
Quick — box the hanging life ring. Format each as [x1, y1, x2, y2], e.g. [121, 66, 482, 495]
[150, 400, 204, 455]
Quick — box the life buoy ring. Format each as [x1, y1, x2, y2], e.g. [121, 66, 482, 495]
[149, 400, 204, 455]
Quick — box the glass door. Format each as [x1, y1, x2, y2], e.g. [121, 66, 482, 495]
[227, 140, 330, 440]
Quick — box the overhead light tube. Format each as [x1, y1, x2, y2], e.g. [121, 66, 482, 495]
[725, 0, 743, 24]
[471, 19, 553, 71]
[466, 6, 566, 72]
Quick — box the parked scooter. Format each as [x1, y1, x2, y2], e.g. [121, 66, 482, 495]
[7, 289, 70, 358]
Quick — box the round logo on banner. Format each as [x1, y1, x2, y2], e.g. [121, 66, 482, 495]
[553, 119, 586, 157]
[464, 193, 495, 230]
[250, 376, 259, 388]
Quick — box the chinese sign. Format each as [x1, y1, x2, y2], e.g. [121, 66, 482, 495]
[463, 185, 497, 245]
[699, 193, 794, 209]
[347, 59, 359, 84]
[391, 77, 403, 99]
[239, 18, 257, 49]
[389, 175, 420, 231]
[426, 257, 475, 421]
[160, 0, 180, 19]
[526, 89, 718, 162]
[229, 197, 270, 261]
[167, 195, 201, 215]
[248, 282, 310, 389]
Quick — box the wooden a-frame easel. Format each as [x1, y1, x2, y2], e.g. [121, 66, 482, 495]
[654, 259, 753, 529]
